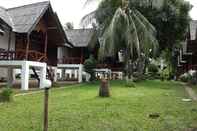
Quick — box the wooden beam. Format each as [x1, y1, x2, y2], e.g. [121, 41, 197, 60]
[47, 27, 58, 30]
[80, 48, 83, 64]
[44, 32, 48, 57]
[7, 29, 12, 59]
[25, 33, 30, 60]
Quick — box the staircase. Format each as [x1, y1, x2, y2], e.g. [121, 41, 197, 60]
[47, 67, 54, 83]
[31, 66, 54, 87]
[31, 67, 40, 86]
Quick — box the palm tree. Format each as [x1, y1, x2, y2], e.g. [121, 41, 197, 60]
[82, 0, 159, 80]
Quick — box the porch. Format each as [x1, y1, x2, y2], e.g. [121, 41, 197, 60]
[0, 60, 47, 90]
[0, 49, 47, 62]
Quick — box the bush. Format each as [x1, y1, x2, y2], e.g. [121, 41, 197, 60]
[148, 64, 159, 74]
[179, 73, 191, 83]
[84, 55, 97, 81]
[133, 72, 146, 82]
[0, 88, 13, 102]
[125, 79, 136, 88]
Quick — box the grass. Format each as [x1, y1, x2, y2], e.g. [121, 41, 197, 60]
[188, 84, 197, 95]
[0, 80, 197, 131]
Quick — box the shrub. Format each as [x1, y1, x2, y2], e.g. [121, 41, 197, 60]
[0, 88, 13, 102]
[125, 79, 136, 88]
[179, 73, 191, 83]
[84, 55, 97, 81]
[148, 64, 159, 74]
[133, 72, 146, 82]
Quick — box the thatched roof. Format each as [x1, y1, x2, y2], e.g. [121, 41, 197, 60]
[65, 29, 95, 47]
[5, 1, 50, 33]
[0, 1, 71, 47]
[190, 20, 197, 40]
[0, 7, 13, 28]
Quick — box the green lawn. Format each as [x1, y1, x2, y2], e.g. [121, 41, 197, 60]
[0, 80, 197, 131]
[192, 86, 197, 95]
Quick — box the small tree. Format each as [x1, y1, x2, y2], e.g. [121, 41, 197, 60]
[0, 87, 13, 102]
[64, 22, 74, 30]
[84, 55, 97, 81]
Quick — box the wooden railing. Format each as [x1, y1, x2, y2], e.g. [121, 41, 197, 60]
[96, 64, 123, 71]
[58, 57, 83, 64]
[187, 64, 197, 71]
[0, 49, 47, 62]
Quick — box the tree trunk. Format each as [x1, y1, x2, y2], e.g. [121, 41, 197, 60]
[99, 79, 110, 97]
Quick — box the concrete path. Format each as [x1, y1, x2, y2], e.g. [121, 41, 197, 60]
[185, 86, 197, 101]
[14, 84, 80, 97]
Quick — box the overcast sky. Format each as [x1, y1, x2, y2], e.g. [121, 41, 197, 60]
[0, 0, 196, 28]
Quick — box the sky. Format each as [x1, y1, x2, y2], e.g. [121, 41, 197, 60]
[0, 0, 196, 29]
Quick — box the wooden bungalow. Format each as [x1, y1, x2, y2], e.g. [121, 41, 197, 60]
[57, 28, 99, 82]
[58, 28, 124, 81]
[0, 1, 70, 90]
[177, 20, 197, 75]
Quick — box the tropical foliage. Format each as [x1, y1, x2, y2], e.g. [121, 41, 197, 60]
[84, 55, 97, 81]
[82, 0, 159, 79]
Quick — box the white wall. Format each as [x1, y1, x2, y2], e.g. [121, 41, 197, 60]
[0, 30, 15, 80]
[57, 46, 69, 59]
[0, 29, 15, 50]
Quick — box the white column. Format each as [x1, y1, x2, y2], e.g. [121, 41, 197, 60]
[53, 67, 58, 82]
[78, 64, 83, 83]
[13, 69, 16, 82]
[62, 69, 65, 80]
[74, 70, 78, 79]
[39, 64, 47, 89]
[69, 70, 72, 79]
[7, 67, 13, 87]
[21, 62, 29, 90]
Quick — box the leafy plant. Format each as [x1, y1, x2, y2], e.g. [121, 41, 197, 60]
[82, 0, 158, 80]
[84, 55, 97, 81]
[148, 64, 159, 74]
[179, 73, 191, 83]
[0, 88, 13, 102]
[125, 79, 136, 88]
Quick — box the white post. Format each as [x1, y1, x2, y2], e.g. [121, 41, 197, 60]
[69, 70, 72, 79]
[7, 67, 14, 87]
[40, 64, 47, 89]
[13, 69, 16, 82]
[54, 67, 57, 82]
[21, 62, 29, 90]
[78, 64, 83, 83]
[62, 69, 65, 80]
[74, 70, 78, 79]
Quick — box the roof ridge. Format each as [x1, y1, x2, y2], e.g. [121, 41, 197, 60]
[65, 28, 94, 31]
[6, 1, 50, 11]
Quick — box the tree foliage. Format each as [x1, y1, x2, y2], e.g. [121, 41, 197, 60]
[82, 0, 159, 79]
[82, 0, 192, 76]
[64, 22, 74, 30]
[84, 55, 97, 81]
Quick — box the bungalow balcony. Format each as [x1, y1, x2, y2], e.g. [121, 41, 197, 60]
[96, 64, 124, 71]
[58, 57, 84, 64]
[0, 49, 47, 62]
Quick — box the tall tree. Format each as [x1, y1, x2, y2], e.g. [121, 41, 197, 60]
[82, 0, 158, 80]
[64, 22, 74, 30]
[82, 0, 191, 77]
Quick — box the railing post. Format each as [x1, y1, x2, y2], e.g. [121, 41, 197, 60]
[25, 33, 30, 60]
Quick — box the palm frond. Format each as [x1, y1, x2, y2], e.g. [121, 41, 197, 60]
[80, 10, 96, 27]
[127, 14, 140, 58]
[83, 0, 96, 8]
[99, 8, 128, 60]
[134, 9, 157, 36]
[131, 10, 158, 56]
